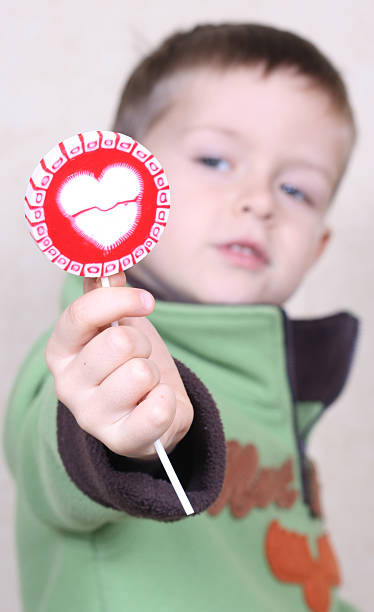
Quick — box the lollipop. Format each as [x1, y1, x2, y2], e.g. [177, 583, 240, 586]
[25, 130, 194, 515]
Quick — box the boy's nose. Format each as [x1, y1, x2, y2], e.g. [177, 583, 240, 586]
[233, 189, 275, 221]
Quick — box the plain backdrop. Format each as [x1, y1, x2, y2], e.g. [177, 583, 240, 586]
[1, 1, 373, 610]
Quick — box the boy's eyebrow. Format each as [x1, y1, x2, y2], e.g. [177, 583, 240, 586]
[283, 160, 335, 183]
[181, 125, 237, 137]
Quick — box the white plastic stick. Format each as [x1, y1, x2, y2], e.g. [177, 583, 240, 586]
[100, 276, 194, 516]
[153, 439, 194, 515]
[101, 276, 118, 325]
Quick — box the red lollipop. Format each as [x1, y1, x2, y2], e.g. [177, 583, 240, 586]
[25, 130, 170, 278]
[25, 131, 193, 516]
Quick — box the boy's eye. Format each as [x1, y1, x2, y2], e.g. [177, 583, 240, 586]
[280, 183, 307, 202]
[197, 156, 230, 171]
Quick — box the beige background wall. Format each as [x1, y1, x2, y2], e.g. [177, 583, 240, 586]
[1, 1, 373, 610]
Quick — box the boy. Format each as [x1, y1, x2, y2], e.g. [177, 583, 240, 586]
[5, 23, 360, 612]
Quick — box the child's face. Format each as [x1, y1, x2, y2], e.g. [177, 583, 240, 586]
[136, 65, 353, 304]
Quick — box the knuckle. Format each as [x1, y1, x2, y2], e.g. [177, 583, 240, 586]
[150, 403, 173, 431]
[149, 386, 175, 430]
[52, 366, 67, 396]
[75, 410, 92, 434]
[129, 358, 157, 388]
[66, 298, 87, 328]
[177, 417, 192, 441]
[105, 327, 135, 357]
[137, 329, 152, 358]
[54, 375, 75, 409]
[102, 434, 125, 457]
[74, 403, 96, 435]
[181, 400, 194, 434]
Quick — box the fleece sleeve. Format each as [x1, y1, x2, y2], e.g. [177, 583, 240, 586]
[4, 334, 226, 532]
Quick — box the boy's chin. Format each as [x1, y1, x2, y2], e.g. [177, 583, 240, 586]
[184, 272, 291, 305]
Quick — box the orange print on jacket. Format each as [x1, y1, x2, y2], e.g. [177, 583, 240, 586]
[265, 520, 341, 612]
[208, 440, 298, 518]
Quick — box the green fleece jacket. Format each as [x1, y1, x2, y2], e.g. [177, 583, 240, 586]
[4, 275, 360, 612]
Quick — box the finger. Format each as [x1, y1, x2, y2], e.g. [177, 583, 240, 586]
[83, 271, 127, 294]
[70, 359, 161, 438]
[46, 287, 155, 365]
[100, 383, 177, 458]
[95, 357, 161, 417]
[68, 325, 153, 387]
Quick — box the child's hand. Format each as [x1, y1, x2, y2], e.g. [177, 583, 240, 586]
[45, 273, 193, 460]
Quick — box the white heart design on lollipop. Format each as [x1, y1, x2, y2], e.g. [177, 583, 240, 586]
[58, 165, 143, 251]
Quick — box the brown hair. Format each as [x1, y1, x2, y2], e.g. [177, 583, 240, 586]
[112, 23, 355, 140]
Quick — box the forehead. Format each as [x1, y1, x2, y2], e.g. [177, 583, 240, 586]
[162, 65, 346, 128]
[149, 66, 353, 182]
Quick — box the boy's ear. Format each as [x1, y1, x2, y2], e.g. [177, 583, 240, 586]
[313, 227, 332, 264]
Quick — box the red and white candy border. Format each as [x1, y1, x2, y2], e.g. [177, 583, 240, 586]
[24, 131, 171, 277]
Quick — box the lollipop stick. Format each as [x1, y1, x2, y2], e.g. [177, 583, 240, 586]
[153, 439, 194, 515]
[101, 276, 119, 326]
[100, 276, 194, 516]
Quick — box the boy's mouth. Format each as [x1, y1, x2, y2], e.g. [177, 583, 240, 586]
[216, 240, 270, 270]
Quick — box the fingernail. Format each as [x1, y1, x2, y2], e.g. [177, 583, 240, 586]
[141, 291, 154, 310]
